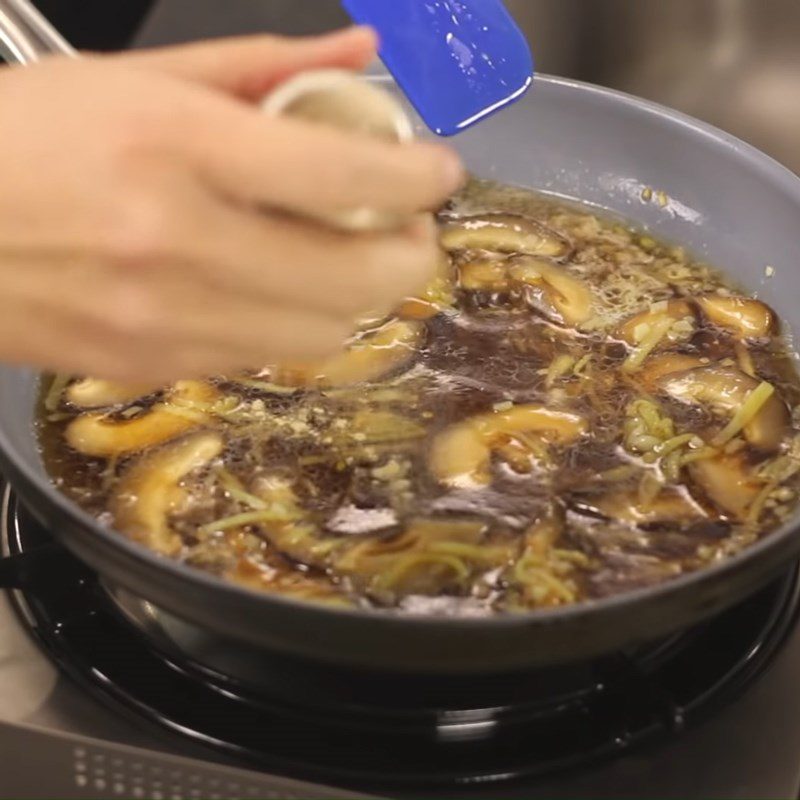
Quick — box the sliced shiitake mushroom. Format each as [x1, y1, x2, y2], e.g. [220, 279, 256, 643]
[637, 353, 706, 390]
[66, 379, 157, 409]
[457, 256, 509, 291]
[658, 365, 789, 451]
[439, 213, 570, 258]
[508, 256, 594, 326]
[581, 488, 708, 526]
[112, 432, 223, 555]
[65, 380, 219, 458]
[617, 299, 695, 345]
[430, 404, 587, 487]
[697, 294, 776, 339]
[272, 319, 424, 388]
[688, 454, 764, 520]
[396, 297, 441, 320]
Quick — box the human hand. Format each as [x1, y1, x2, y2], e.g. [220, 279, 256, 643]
[0, 28, 463, 382]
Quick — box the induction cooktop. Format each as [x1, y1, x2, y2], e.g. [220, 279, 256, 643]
[4, 478, 800, 800]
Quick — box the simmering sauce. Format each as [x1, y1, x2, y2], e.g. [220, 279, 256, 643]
[38, 180, 800, 616]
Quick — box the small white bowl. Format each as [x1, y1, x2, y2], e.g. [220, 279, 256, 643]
[261, 69, 415, 232]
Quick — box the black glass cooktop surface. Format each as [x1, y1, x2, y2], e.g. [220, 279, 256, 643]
[3, 485, 799, 794]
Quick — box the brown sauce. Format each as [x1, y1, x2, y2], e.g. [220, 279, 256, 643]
[37, 180, 800, 616]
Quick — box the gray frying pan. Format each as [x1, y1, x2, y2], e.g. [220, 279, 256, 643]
[2, 2, 800, 674]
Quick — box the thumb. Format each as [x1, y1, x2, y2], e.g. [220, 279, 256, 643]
[122, 26, 378, 100]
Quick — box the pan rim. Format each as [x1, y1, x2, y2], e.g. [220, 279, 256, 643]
[6, 72, 800, 631]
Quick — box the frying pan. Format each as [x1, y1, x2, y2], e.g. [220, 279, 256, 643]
[2, 9, 800, 674]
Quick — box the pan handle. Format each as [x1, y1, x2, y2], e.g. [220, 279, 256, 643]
[0, 0, 76, 65]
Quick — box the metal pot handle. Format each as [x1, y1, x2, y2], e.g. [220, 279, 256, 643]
[0, 0, 75, 65]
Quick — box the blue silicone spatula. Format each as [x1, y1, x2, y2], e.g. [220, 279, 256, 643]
[341, 0, 534, 137]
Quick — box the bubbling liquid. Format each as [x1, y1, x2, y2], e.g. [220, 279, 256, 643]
[38, 180, 800, 616]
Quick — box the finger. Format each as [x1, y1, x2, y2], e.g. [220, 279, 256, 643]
[26, 287, 351, 383]
[168, 298, 353, 364]
[111, 271, 355, 363]
[123, 27, 378, 100]
[31, 257, 355, 374]
[183, 201, 439, 318]
[175, 100, 464, 216]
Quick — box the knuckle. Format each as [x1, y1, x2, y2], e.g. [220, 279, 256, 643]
[101, 190, 185, 269]
[103, 112, 165, 174]
[108, 118, 155, 162]
[105, 280, 167, 336]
